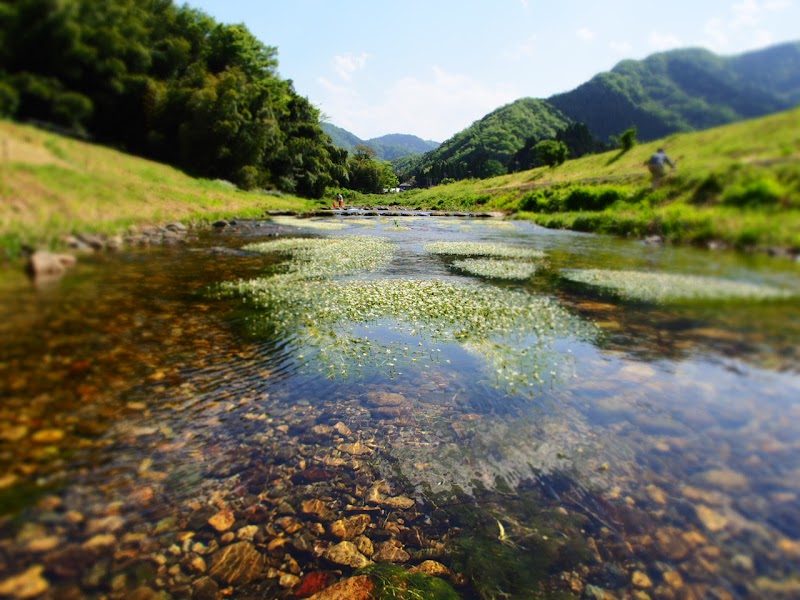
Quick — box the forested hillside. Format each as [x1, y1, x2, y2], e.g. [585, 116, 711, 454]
[321, 123, 439, 161]
[407, 98, 571, 186]
[549, 42, 800, 142]
[0, 0, 347, 197]
[405, 42, 800, 187]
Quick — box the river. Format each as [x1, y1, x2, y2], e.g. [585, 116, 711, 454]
[1, 213, 798, 599]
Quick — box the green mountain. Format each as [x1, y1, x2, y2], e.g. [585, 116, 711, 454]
[321, 123, 439, 161]
[408, 41, 800, 185]
[321, 123, 364, 152]
[408, 98, 572, 184]
[370, 133, 441, 160]
[548, 42, 800, 142]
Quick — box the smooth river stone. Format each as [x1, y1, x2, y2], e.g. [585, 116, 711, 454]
[208, 541, 265, 585]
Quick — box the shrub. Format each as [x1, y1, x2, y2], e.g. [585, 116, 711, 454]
[518, 190, 550, 212]
[236, 165, 260, 190]
[563, 187, 625, 211]
[619, 126, 637, 151]
[534, 140, 568, 167]
[722, 177, 784, 208]
[690, 173, 724, 205]
[0, 80, 19, 116]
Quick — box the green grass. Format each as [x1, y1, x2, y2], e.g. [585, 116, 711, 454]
[0, 119, 320, 259]
[362, 107, 800, 252]
[3, 106, 800, 259]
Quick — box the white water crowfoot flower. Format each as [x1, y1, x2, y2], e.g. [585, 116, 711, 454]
[424, 241, 545, 259]
[452, 258, 539, 280]
[218, 274, 599, 396]
[270, 216, 346, 230]
[243, 235, 395, 278]
[561, 269, 794, 303]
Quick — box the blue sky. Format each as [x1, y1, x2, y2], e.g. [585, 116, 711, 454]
[185, 0, 799, 142]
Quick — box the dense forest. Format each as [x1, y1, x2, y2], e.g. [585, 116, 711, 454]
[0, 0, 365, 197]
[397, 99, 588, 186]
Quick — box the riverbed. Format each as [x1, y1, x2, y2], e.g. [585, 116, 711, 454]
[1, 214, 799, 599]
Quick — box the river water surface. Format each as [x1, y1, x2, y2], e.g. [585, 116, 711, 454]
[1, 214, 799, 599]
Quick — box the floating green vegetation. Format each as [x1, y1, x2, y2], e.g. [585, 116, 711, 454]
[358, 563, 460, 600]
[220, 274, 597, 395]
[425, 241, 545, 259]
[479, 220, 520, 230]
[452, 258, 538, 280]
[339, 218, 377, 226]
[243, 236, 395, 278]
[270, 216, 347, 230]
[561, 268, 794, 302]
[221, 234, 595, 394]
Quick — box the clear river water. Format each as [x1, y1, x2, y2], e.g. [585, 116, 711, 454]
[0, 213, 799, 599]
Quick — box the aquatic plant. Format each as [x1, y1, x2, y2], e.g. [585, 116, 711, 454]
[270, 216, 347, 230]
[243, 236, 395, 278]
[425, 241, 545, 259]
[561, 268, 794, 302]
[220, 274, 597, 395]
[220, 233, 596, 394]
[358, 563, 460, 600]
[479, 220, 520, 230]
[338, 218, 377, 226]
[452, 258, 538, 280]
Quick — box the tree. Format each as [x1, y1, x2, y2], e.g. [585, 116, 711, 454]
[0, 0, 347, 198]
[619, 126, 638, 151]
[534, 140, 568, 167]
[555, 122, 605, 158]
[346, 145, 398, 193]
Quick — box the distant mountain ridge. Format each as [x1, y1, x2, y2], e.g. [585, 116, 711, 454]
[401, 41, 800, 185]
[321, 123, 440, 161]
[548, 42, 800, 142]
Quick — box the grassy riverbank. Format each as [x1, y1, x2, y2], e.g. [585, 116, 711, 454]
[0, 120, 318, 259]
[3, 106, 800, 260]
[368, 106, 800, 252]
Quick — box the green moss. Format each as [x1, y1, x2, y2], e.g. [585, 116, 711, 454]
[359, 563, 461, 600]
[450, 535, 555, 600]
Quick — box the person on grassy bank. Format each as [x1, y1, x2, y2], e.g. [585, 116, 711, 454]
[646, 148, 676, 190]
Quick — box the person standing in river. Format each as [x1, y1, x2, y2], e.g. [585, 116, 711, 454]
[645, 147, 676, 190]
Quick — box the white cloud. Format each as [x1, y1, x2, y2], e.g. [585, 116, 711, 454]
[733, 0, 791, 27]
[733, 0, 761, 26]
[319, 66, 520, 141]
[703, 17, 730, 50]
[609, 40, 632, 54]
[751, 27, 775, 47]
[701, 0, 791, 52]
[318, 76, 357, 97]
[648, 31, 683, 50]
[332, 52, 369, 81]
[576, 27, 596, 43]
[502, 34, 538, 60]
[764, 0, 791, 9]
